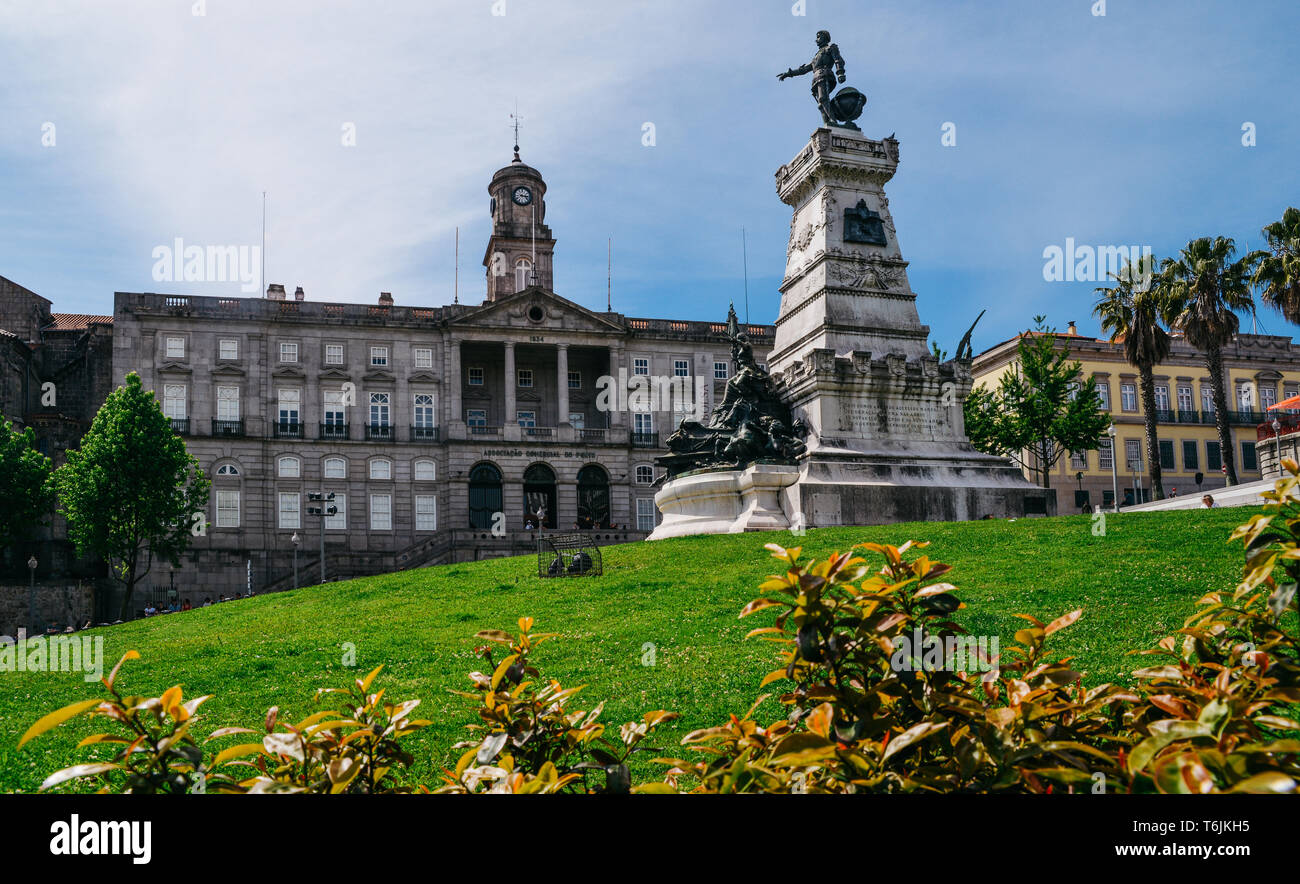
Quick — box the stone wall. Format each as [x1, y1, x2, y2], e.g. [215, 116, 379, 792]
[0, 580, 98, 635]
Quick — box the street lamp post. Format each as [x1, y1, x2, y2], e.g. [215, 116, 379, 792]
[1107, 424, 1119, 512]
[291, 532, 300, 590]
[1273, 418, 1282, 478]
[306, 492, 337, 584]
[26, 555, 37, 631]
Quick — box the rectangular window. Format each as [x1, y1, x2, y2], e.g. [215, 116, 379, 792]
[324, 457, 347, 479]
[1124, 439, 1142, 471]
[278, 492, 300, 530]
[1154, 385, 1170, 412]
[634, 413, 654, 434]
[414, 393, 436, 428]
[1070, 450, 1087, 470]
[165, 336, 185, 359]
[1159, 440, 1175, 471]
[1182, 440, 1199, 471]
[1202, 385, 1215, 415]
[636, 498, 656, 532]
[163, 384, 186, 419]
[279, 342, 298, 363]
[413, 347, 433, 369]
[1241, 441, 1258, 472]
[216, 490, 240, 528]
[370, 346, 389, 367]
[1262, 386, 1276, 409]
[714, 361, 729, 380]
[466, 408, 486, 427]
[369, 494, 392, 531]
[1236, 383, 1253, 411]
[468, 367, 484, 386]
[568, 412, 585, 429]
[1098, 438, 1113, 471]
[369, 392, 390, 427]
[1207, 441, 1222, 472]
[218, 339, 238, 360]
[414, 460, 436, 481]
[1177, 385, 1194, 413]
[325, 343, 344, 365]
[674, 359, 690, 377]
[633, 357, 650, 376]
[415, 495, 437, 531]
[517, 369, 533, 388]
[278, 456, 300, 478]
[1121, 383, 1137, 412]
[323, 390, 346, 426]
[369, 459, 391, 480]
[568, 370, 581, 389]
[216, 386, 240, 420]
[278, 388, 300, 427]
[1096, 382, 1110, 411]
[636, 465, 654, 484]
[325, 494, 347, 530]
[1286, 386, 1299, 413]
[516, 410, 536, 428]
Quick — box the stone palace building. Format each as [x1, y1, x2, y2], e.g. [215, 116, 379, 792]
[109, 149, 774, 599]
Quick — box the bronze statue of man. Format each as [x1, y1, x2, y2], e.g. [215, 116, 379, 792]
[777, 30, 847, 127]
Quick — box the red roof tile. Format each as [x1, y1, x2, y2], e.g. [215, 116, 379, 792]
[45, 313, 114, 331]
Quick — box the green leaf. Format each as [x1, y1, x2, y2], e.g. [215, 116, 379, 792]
[19, 699, 103, 748]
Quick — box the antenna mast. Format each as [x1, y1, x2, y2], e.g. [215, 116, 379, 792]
[454, 226, 459, 304]
[261, 191, 266, 297]
[607, 237, 612, 312]
[742, 226, 750, 324]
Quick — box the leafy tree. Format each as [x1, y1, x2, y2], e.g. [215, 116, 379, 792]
[965, 318, 1110, 489]
[1094, 255, 1171, 499]
[930, 342, 949, 361]
[56, 373, 209, 619]
[0, 419, 55, 566]
[1158, 237, 1256, 486]
[1253, 206, 1300, 323]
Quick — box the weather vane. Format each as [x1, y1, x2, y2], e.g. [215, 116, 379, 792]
[510, 104, 523, 161]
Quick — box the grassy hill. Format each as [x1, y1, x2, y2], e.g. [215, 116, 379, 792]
[0, 508, 1252, 792]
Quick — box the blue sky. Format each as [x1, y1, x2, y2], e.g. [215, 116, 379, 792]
[1, 0, 1297, 355]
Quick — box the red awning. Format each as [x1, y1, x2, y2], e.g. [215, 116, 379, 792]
[1268, 394, 1300, 411]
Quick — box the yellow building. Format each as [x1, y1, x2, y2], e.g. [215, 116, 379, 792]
[970, 322, 1300, 510]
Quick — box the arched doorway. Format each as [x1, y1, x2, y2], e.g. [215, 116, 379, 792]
[577, 464, 610, 529]
[468, 462, 503, 530]
[523, 463, 557, 529]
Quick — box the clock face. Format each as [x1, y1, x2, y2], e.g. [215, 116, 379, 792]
[512, 186, 532, 206]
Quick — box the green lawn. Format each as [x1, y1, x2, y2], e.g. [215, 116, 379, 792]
[0, 508, 1253, 792]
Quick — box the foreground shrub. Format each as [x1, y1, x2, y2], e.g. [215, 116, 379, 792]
[436, 616, 677, 793]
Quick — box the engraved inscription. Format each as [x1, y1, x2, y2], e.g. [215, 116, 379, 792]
[844, 400, 942, 438]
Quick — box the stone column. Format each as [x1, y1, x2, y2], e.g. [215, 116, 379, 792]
[606, 343, 625, 431]
[556, 343, 570, 428]
[445, 338, 463, 436]
[503, 341, 516, 426]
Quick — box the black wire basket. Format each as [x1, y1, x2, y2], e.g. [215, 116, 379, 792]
[536, 533, 603, 578]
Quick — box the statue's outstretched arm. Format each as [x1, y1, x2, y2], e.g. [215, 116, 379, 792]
[777, 62, 814, 80]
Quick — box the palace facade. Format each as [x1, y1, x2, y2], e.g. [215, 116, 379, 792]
[110, 150, 774, 600]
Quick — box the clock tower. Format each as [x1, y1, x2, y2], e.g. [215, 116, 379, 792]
[482, 145, 555, 302]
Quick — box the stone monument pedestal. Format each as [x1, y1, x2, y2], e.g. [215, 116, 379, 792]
[649, 126, 1052, 539]
[648, 463, 800, 541]
[766, 127, 1052, 526]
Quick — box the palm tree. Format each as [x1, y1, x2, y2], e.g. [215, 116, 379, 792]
[1253, 206, 1300, 323]
[1094, 254, 1171, 499]
[1157, 237, 1256, 486]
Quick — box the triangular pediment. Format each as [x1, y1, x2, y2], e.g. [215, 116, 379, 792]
[272, 365, 306, 379]
[317, 368, 352, 381]
[451, 287, 624, 335]
[408, 370, 439, 383]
